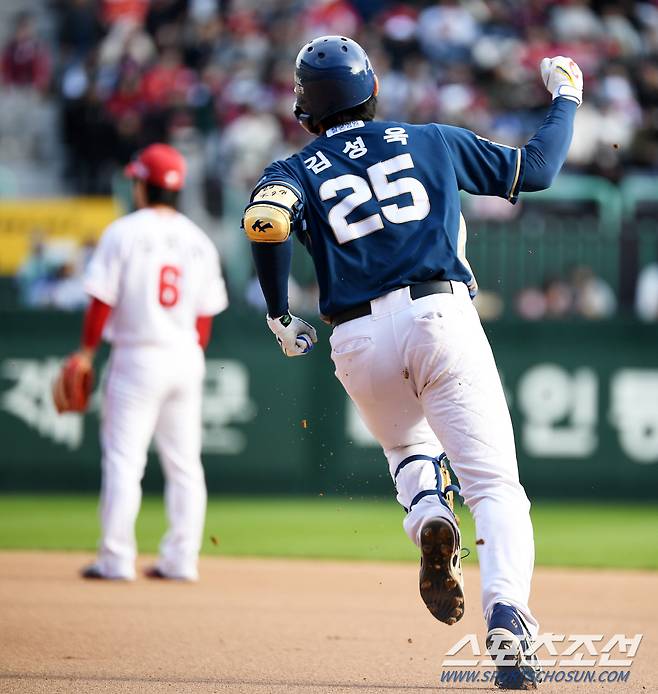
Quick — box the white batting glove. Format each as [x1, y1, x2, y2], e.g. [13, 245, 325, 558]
[267, 312, 318, 357]
[540, 56, 583, 107]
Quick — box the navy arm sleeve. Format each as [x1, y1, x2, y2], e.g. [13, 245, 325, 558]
[248, 161, 303, 318]
[251, 239, 292, 318]
[521, 97, 577, 191]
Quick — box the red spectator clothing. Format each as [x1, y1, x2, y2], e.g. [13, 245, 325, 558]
[196, 315, 213, 350]
[106, 84, 145, 119]
[303, 0, 361, 37]
[82, 298, 112, 349]
[101, 0, 148, 26]
[1, 38, 50, 90]
[140, 63, 196, 106]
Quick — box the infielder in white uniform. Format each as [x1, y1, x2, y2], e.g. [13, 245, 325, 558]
[67, 144, 228, 581]
[243, 36, 582, 689]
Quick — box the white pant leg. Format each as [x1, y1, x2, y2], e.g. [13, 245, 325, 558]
[99, 353, 162, 579]
[330, 307, 455, 548]
[406, 287, 538, 635]
[153, 348, 206, 580]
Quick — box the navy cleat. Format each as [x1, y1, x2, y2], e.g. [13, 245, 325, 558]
[486, 603, 542, 690]
[419, 516, 465, 625]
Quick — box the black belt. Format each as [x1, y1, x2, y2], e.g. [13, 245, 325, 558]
[330, 280, 454, 327]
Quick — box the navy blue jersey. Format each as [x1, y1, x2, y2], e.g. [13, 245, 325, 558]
[256, 119, 524, 317]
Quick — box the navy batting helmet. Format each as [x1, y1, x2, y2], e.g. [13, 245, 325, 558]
[293, 36, 377, 134]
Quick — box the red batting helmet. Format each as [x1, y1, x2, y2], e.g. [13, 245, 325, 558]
[124, 143, 187, 191]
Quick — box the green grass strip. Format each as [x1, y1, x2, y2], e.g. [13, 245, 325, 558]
[0, 495, 656, 569]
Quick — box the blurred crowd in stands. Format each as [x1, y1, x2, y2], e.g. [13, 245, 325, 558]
[15, 234, 95, 311]
[3, 0, 658, 190]
[2, 0, 658, 320]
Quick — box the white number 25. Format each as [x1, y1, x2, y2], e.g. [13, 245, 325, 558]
[318, 153, 430, 244]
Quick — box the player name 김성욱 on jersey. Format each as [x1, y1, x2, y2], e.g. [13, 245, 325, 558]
[253, 119, 523, 317]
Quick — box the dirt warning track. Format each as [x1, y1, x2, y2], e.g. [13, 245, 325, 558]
[0, 552, 655, 693]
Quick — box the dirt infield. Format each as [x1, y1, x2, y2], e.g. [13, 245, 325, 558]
[0, 552, 655, 693]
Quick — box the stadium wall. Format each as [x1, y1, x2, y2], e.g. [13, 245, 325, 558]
[1, 309, 657, 499]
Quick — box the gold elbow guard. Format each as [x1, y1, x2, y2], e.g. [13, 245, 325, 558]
[244, 203, 291, 243]
[243, 184, 300, 243]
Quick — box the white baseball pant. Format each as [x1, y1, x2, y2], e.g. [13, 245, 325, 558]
[330, 282, 538, 635]
[96, 344, 207, 580]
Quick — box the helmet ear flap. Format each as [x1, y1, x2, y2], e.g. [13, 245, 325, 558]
[294, 105, 321, 135]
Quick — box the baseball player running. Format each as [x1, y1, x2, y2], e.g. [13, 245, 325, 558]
[243, 37, 582, 689]
[54, 143, 228, 582]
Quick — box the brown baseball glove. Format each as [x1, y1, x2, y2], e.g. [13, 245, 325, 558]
[52, 353, 94, 413]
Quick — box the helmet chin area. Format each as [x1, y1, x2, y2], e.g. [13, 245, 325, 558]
[294, 104, 320, 135]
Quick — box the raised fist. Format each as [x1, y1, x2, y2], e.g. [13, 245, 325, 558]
[541, 56, 583, 107]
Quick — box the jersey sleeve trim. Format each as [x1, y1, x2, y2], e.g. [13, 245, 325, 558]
[507, 147, 525, 204]
[507, 148, 522, 201]
[252, 179, 303, 203]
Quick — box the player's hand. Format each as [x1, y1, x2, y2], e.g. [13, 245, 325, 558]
[52, 350, 95, 413]
[540, 56, 583, 107]
[267, 312, 318, 357]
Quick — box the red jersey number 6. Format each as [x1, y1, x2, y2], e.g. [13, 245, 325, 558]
[159, 265, 181, 307]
